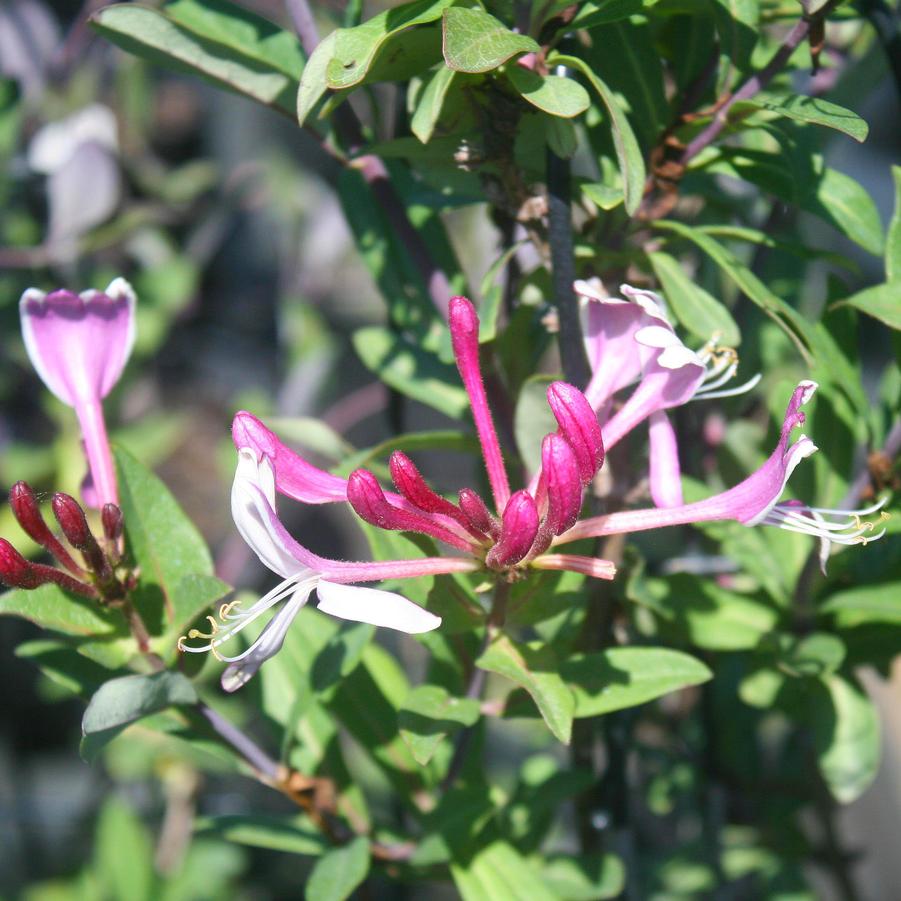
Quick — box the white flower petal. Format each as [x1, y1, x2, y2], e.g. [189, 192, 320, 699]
[316, 581, 441, 634]
[635, 325, 680, 349]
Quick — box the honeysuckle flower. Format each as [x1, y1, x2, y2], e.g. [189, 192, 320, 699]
[576, 279, 760, 507]
[555, 380, 887, 570]
[182, 296, 618, 689]
[19, 278, 136, 509]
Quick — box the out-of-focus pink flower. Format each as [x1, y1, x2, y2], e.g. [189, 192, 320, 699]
[19, 278, 136, 508]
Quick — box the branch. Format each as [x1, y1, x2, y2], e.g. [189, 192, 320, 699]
[680, 0, 843, 166]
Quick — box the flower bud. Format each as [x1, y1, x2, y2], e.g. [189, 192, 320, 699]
[9, 481, 85, 575]
[458, 488, 499, 540]
[546, 382, 604, 484]
[51, 493, 92, 548]
[347, 470, 475, 552]
[101, 503, 124, 543]
[541, 434, 583, 535]
[0, 538, 38, 588]
[486, 490, 539, 569]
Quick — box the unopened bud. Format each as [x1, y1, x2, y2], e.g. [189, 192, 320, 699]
[546, 382, 604, 484]
[101, 504, 123, 543]
[542, 434, 583, 536]
[348, 470, 475, 552]
[9, 482, 85, 575]
[486, 490, 539, 569]
[458, 488, 499, 540]
[52, 493, 92, 548]
[0, 538, 38, 588]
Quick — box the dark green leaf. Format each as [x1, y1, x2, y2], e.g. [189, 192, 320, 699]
[310, 622, 374, 697]
[711, 0, 758, 74]
[571, 0, 643, 29]
[562, 647, 711, 716]
[477, 636, 575, 743]
[506, 67, 590, 118]
[550, 53, 646, 215]
[16, 639, 115, 698]
[81, 671, 198, 761]
[398, 684, 480, 765]
[306, 836, 371, 901]
[91, 4, 298, 115]
[442, 7, 539, 73]
[647, 250, 741, 345]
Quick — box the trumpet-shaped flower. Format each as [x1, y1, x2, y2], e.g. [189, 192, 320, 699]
[19, 278, 136, 508]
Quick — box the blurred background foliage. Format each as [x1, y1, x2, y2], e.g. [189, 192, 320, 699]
[0, 0, 900, 897]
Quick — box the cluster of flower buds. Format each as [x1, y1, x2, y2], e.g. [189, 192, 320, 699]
[345, 297, 610, 580]
[0, 481, 126, 600]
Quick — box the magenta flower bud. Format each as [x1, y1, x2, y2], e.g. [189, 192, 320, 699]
[9, 481, 85, 576]
[0, 538, 39, 588]
[546, 382, 605, 484]
[449, 296, 511, 513]
[101, 503, 123, 543]
[541, 434, 583, 536]
[458, 488, 499, 540]
[347, 470, 477, 553]
[486, 490, 539, 569]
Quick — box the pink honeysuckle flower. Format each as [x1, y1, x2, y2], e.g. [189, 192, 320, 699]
[555, 380, 887, 570]
[182, 296, 616, 689]
[19, 278, 136, 508]
[576, 279, 760, 507]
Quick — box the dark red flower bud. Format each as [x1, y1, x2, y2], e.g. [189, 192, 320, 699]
[9, 482, 84, 576]
[347, 470, 476, 552]
[0, 538, 39, 588]
[52, 493, 92, 548]
[390, 452, 488, 541]
[486, 490, 539, 569]
[101, 504, 123, 543]
[458, 488, 499, 540]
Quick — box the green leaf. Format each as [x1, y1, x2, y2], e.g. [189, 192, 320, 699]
[441, 7, 539, 73]
[562, 647, 711, 717]
[570, 0, 643, 29]
[762, 631, 846, 677]
[887, 166, 901, 281]
[477, 636, 575, 743]
[0, 582, 124, 639]
[323, 0, 452, 89]
[411, 65, 457, 142]
[550, 53, 646, 216]
[647, 250, 741, 346]
[297, 30, 337, 124]
[581, 181, 623, 210]
[813, 674, 880, 803]
[832, 282, 901, 330]
[813, 167, 884, 257]
[821, 582, 901, 626]
[16, 639, 115, 698]
[732, 93, 868, 143]
[398, 684, 480, 765]
[652, 219, 816, 361]
[81, 671, 198, 761]
[306, 836, 371, 901]
[95, 798, 156, 901]
[310, 622, 374, 697]
[541, 854, 626, 900]
[115, 446, 214, 636]
[506, 67, 590, 118]
[91, 4, 298, 116]
[352, 326, 469, 418]
[712, 0, 758, 74]
[195, 814, 328, 856]
[452, 840, 558, 901]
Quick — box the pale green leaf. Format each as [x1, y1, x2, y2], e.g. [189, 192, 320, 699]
[411, 65, 457, 142]
[506, 67, 590, 118]
[542, 854, 626, 900]
[307, 837, 371, 901]
[452, 840, 558, 901]
[832, 281, 901, 330]
[398, 684, 480, 765]
[732, 93, 868, 143]
[887, 166, 901, 281]
[196, 814, 328, 855]
[297, 30, 337, 124]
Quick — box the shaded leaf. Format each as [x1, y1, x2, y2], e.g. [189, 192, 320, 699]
[398, 684, 480, 765]
[563, 647, 711, 716]
[732, 93, 868, 143]
[887, 165, 901, 281]
[821, 582, 901, 626]
[16, 639, 114, 698]
[195, 814, 328, 856]
[832, 282, 901, 331]
[542, 854, 626, 900]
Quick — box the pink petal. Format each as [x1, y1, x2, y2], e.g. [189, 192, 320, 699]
[648, 411, 684, 508]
